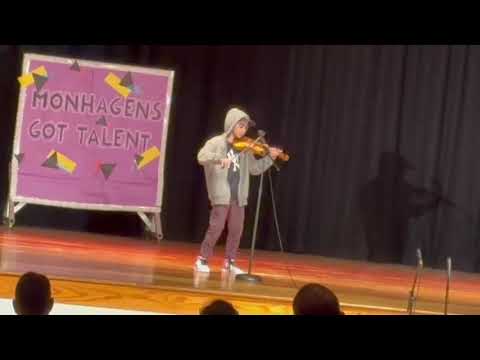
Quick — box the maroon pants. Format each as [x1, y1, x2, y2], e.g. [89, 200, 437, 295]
[199, 202, 245, 261]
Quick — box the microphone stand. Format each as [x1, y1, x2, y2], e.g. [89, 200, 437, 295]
[236, 132, 282, 283]
[444, 257, 452, 315]
[236, 169, 265, 283]
[407, 249, 423, 315]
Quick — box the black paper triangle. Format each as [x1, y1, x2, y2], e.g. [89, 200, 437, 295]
[120, 72, 134, 88]
[134, 154, 144, 165]
[15, 153, 24, 164]
[70, 60, 81, 71]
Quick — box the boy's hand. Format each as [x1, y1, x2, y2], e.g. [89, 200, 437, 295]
[269, 147, 283, 160]
[220, 158, 232, 169]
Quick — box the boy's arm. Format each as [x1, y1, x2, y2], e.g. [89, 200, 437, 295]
[198, 138, 223, 166]
[248, 153, 274, 176]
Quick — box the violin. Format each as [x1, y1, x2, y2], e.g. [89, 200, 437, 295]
[232, 136, 290, 162]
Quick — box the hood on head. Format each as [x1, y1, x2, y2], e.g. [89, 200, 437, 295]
[224, 108, 256, 134]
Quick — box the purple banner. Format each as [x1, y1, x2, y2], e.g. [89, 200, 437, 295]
[11, 55, 173, 211]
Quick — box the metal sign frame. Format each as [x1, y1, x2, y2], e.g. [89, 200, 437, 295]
[3, 53, 175, 241]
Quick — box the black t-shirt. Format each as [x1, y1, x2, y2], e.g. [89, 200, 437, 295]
[227, 143, 241, 203]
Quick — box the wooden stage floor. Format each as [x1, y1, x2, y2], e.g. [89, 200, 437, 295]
[0, 225, 479, 315]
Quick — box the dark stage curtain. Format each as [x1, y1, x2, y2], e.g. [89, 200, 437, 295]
[1, 45, 479, 272]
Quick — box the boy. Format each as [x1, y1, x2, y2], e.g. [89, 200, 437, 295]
[195, 107, 282, 274]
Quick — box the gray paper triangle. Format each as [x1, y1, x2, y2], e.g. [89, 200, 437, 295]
[32, 73, 48, 91]
[100, 163, 116, 180]
[132, 85, 142, 96]
[42, 152, 58, 169]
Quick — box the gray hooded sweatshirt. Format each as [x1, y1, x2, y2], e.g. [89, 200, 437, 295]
[197, 108, 273, 207]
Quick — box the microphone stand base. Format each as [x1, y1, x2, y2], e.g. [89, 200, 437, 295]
[236, 273, 262, 283]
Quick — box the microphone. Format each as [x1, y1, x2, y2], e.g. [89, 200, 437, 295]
[444, 257, 452, 315]
[255, 130, 280, 172]
[245, 130, 266, 149]
[257, 129, 266, 139]
[256, 130, 267, 145]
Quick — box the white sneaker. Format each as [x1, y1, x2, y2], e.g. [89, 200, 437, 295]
[194, 257, 210, 273]
[223, 259, 246, 275]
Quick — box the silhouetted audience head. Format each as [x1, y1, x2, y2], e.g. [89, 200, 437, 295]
[13, 272, 54, 315]
[293, 283, 343, 315]
[200, 299, 239, 315]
